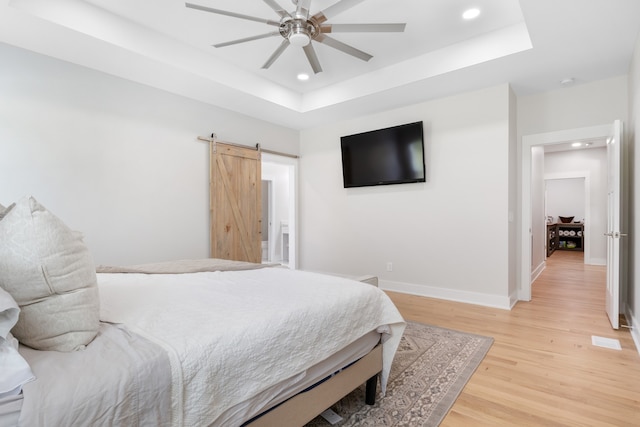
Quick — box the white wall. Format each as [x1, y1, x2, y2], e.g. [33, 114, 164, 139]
[545, 178, 585, 224]
[299, 84, 513, 309]
[545, 148, 607, 264]
[0, 43, 299, 265]
[518, 76, 628, 137]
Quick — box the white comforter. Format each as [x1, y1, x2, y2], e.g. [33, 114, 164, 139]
[97, 267, 405, 426]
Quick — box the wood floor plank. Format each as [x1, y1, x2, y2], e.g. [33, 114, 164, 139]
[386, 250, 640, 426]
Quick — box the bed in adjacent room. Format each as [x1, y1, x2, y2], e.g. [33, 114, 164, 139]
[0, 197, 405, 427]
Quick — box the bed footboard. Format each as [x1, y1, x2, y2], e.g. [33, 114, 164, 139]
[247, 344, 382, 427]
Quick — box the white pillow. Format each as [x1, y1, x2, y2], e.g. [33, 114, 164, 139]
[0, 196, 100, 351]
[0, 287, 19, 339]
[0, 333, 35, 399]
[0, 289, 35, 399]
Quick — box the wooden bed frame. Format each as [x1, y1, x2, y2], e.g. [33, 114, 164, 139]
[247, 344, 382, 426]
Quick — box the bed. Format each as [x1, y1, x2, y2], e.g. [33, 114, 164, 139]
[0, 197, 406, 427]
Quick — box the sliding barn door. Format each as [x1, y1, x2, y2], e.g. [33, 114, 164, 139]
[210, 142, 262, 263]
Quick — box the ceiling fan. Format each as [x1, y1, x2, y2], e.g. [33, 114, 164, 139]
[185, 0, 406, 74]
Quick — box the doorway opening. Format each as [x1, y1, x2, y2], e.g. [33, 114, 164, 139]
[261, 153, 297, 269]
[544, 174, 590, 263]
[520, 123, 612, 302]
[521, 120, 626, 331]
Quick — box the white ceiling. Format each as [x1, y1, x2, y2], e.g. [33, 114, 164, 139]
[1, 0, 640, 130]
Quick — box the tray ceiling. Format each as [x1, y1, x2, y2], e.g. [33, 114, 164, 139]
[1, 0, 639, 129]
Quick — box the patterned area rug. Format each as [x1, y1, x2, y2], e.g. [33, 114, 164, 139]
[305, 322, 493, 427]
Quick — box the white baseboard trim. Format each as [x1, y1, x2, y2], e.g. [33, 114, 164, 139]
[509, 289, 519, 309]
[625, 305, 640, 356]
[531, 260, 545, 284]
[380, 279, 512, 310]
[586, 257, 606, 266]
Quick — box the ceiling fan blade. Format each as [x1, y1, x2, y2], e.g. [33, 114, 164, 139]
[303, 43, 323, 74]
[186, 3, 280, 26]
[312, 0, 366, 24]
[262, 39, 290, 69]
[295, 0, 312, 19]
[262, 0, 291, 19]
[214, 32, 281, 48]
[315, 33, 372, 62]
[321, 23, 406, 33]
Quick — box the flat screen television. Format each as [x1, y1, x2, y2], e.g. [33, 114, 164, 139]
[340, 121, 425, 188]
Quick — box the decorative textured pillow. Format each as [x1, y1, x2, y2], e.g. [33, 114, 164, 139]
[0, 196, 100, 351]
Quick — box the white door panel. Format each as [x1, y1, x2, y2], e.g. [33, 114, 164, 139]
[605, 120, 623, 329]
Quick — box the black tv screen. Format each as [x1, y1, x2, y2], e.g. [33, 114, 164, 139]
[340, 121, 425, 188]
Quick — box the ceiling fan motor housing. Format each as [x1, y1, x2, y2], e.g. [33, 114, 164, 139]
[281, 18, 318, 46]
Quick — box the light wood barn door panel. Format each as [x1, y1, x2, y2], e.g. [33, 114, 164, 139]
[210, 142, 261, 263]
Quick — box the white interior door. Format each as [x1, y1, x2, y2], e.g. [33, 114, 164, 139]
[605, 120, 623, 329]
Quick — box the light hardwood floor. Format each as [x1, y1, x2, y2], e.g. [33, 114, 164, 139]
[386, 250, 640, 426]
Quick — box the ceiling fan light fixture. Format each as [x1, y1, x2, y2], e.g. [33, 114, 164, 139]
[289, 29, 311, 46]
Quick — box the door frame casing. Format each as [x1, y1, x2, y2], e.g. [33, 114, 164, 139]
[520, 124, 612, 301]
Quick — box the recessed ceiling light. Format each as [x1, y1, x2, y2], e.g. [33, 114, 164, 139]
[571, 142, 582, 147]
[297, 73, 310, 81]
[462, 8, 480, 20]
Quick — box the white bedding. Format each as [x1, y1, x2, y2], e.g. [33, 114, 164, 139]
[97, 267, 405, 427]
[19, 323, 172, 427]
